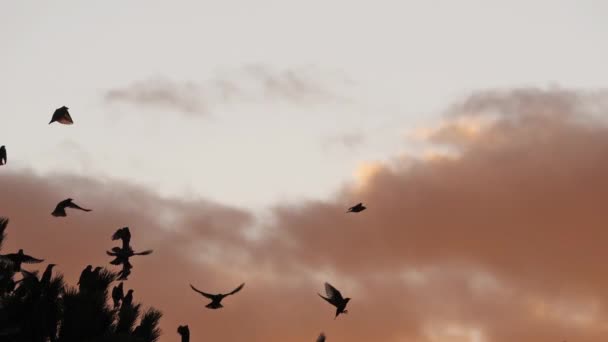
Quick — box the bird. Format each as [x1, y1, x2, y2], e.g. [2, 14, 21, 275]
[317, 333, 326, 342]
[78, 265, 92, 286]
[189, 283, 245, 309]
[318, 282, 350, 319]
[40, 263, 56, 286]
[347, 202, 366, 213]
[51, 198, 92, 217]
[49, 106, 74, 125]
[177, 325, 190, 342]
[0, 249, 44, 272]
[112, 227, 131, 250]
[106, 246, 153, 263]
[122, 289, 134, 307]
[117, 261, 132, 280]
[0, 145, 6, 165]
[112, 282, 124, 308]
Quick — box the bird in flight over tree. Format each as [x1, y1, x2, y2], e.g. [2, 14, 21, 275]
[347, 202, 366, 213]
[0, 249, 44, 272]
[49, 106, 74, 125]
[51, 198, 92, 217]
[318, 282, 351, 319]
[189, 283, 245, 309]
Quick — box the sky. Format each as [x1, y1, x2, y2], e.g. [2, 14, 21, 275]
[2, 1, 608, 341]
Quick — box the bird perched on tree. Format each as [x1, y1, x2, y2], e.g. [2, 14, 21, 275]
[0, 249, 44, 272]
[318, 282, 351, 319]
[347, 202, 366, 213]
[78, 265, 92, 286]
[317, 333, 326, 342]
[0, 145, 6, 166]
[177, 325, 190, 342]
[122, 289, 134, 307]
[51, 198, 92, 217]
[49, 106, 74, 125]
[40, 263, 56, 286]
[112, 282, 124, 308]
[189, 283, 245, 309]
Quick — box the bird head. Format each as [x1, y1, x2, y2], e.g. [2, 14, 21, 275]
[18, 249, 24, 254]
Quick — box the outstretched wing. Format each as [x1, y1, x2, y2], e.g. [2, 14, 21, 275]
[134, 249, 153, 256]
[317, 333, 326, 342]
[21, 254, 44, 264]
[190, 284, 215, 299]
[226, 283, 245, 296]
[324, 282, 344, 301]
[67, 202, 91, 211]
[318, 293, 336, 306]
[106, 250, 118, 256]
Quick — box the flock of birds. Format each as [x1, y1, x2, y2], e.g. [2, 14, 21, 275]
[0, 106, 369, 341]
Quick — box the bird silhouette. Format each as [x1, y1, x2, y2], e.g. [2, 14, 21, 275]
[0, 249, 44, 272]
[112, 227, 131, 250]
[189, 283, 245, 309]
[49, 106, 74, 125]
[51, 198, 92, 217]
[117, 261, 132, 280]
[78, 265, 92, 286]
[106, 246, 153, 262]
[122, 289, 134, 307]
[318, 282, 350, 319]
[0, 145, 6, 165]
[347, 202, 366, 213]
[177, 325, 190, 342]
[40, 263, 56, 286]
[317, 333, 326, 342]
[112, 282, 124, 308]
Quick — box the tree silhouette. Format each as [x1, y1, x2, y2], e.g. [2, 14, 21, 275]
[0, 216, 163, 342]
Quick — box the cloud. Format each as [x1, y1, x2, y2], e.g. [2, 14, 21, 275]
[104, 65, 353, 117]
[5, 87, 608, 341]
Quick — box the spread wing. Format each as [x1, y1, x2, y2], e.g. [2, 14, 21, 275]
[67, 202, 91, 211]
[134, 249, 153, 256]
[318, 293, 335, 306]
[226, 283, 245, 296]
[21, 254, 44, 264]
[324, 282, 344, 301]
[317, 333, 326, 342]
[190, 284, 215, 299]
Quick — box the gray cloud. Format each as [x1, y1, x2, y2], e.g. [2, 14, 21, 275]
[104, 65, 353, 116]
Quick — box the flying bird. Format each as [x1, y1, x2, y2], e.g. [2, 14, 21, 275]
[112, 227, 131, 250]
[347, 202, 366, 213]
[51, 198, 92, 217]
[317, 333, 326, 342]
[112, 282, 124, 308]
[189, 283, 245, 309]
[318, 282, 350, 319]
[177, 325, 190, 342]
[0, 145, 6, 165]
[0, 249, 44, 272]
[49, 106, 74, 125]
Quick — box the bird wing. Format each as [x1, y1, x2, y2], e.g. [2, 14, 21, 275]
[324, 282, 344, 301]
[66, 202, 91, 211]
[226, 283, 245, 296]
[318, 293, 336, 306]
[106, 250, 118, 256]
[190, 284, 215, 299]
[134, 249, 153, 255]
[21, 255, 44, 264]
[317, 333, 326, 342]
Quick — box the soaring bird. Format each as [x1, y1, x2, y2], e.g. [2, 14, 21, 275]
[49, 106, 74, 125]
[112, 282, 124, 308]
[317, 333, 326, 342]
[40, 264, 56, 286]
[189, 283, 245, 309]
[347, 202, 366, 213]
[0, 249, 44, 272]
[106, 246, 153, 263]
[51, 198, 92, 217]
[177, 325, 190, 342]
[122, 289, 134, 307]
[318, 282, 350, 319]
[0, 145, 6, 165]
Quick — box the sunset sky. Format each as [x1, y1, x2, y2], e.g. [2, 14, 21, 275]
[2, 1, 608, 341]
